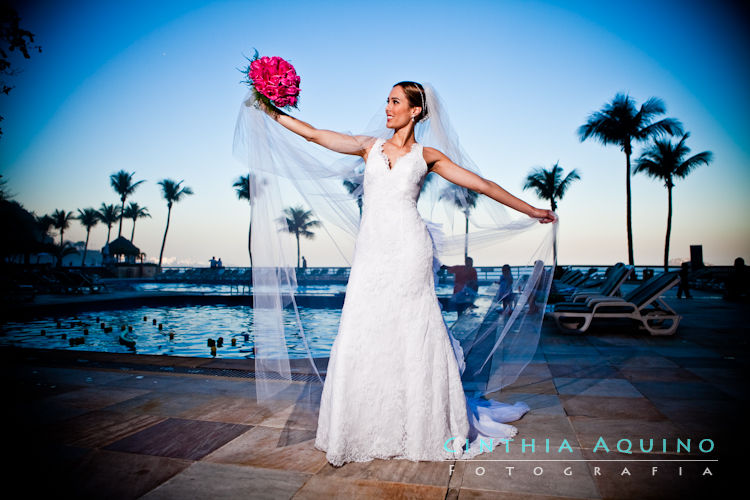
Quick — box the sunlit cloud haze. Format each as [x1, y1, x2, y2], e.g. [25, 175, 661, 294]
[2, 0, 748, 267]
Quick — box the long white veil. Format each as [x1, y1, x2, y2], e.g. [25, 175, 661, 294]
[232, 82, 557, 411]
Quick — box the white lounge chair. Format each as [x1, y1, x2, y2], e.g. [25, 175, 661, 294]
[552, 271, 681, 335]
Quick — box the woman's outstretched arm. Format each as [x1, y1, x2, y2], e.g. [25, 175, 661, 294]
[256, 100, 374, 157]
[424, 147, 557, 223]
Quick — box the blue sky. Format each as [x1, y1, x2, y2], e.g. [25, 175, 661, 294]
[2, 0, 748, 266]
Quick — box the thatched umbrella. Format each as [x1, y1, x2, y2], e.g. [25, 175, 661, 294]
[105, 236, 142, 263]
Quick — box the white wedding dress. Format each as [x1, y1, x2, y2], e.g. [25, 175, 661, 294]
[314, 138, 530, 467]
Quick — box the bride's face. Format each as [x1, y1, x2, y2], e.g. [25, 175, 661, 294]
[386, 86, 417, 129]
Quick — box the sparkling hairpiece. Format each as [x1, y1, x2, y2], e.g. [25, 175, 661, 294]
[417, 85, 426, 119]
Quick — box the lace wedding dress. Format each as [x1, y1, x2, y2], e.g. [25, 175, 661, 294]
[314, 138, 530, 467]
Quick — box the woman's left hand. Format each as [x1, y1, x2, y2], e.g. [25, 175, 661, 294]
[532, 208, 557, 224]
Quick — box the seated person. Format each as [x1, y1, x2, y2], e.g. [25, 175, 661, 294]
[441, 256, 479, 314]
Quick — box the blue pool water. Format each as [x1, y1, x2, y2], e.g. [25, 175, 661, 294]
[0, 284, 483, 358]
[0, 305, 341, 359]
[134, 282, 458, 296]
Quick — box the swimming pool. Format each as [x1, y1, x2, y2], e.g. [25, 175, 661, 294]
[0, 290, 476, 358]
[134, 282, 457, 296]
[0, 305, 343, 358]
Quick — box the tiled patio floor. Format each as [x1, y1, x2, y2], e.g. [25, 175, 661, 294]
[2, 293, 745, 499]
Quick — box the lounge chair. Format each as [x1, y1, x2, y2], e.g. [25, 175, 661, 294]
[552, 269, 587, 297]
[557, 268, 594, 287]
[49, 270, 81, 294]
[559, 269, 583, 284]
[552, 271, 681, 335]
[567, 272, 591, 287]
[577, 268, 601, 285]
[567, 264, 631, 302]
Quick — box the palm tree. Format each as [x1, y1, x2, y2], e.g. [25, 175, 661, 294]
[634, 133, 712, 271]
[98, 203, 121, 245]
[32, 214, 55, 263]
[342, 178, 363, 216]
[50, 209, 74, 266]
[523, 162, 581, 213]
[578, 93, 683, 265]
[523, 162, 581, 263]
[51, 209, 74, 246]
[109, 170, 145, 238]
[278, 205, 321, 268]
[439, 185, 479, 260]
[36, 213, 55, 236]
[157, 179, 194, 268]
[122, 202, 150, 244]
[233, 173, 266, 268]
[76, 208, 99, 266]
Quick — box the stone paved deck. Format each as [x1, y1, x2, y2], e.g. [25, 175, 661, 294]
[2, 291, 746, 499]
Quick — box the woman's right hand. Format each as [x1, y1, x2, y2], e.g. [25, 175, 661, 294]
[532, 208, 557, 224]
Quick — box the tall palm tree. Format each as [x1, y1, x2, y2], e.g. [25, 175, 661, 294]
[109, 170, 145, 238]
[51, 209, 74, 246]
[439, 185, 479, 260]
[634, 133, 712, 271]
[523, 162, 581, 213]
[50, 209, 74, 266]
[578, 93, 683, 265]
[157, 179, 194, 268]
[523, 162, 581, 263]
[233, 173, 266, 268]
[278, 205, 321, 268]
[123, 202, 150, 244]
[76, 208, 99, 266]
[98, 203, 120, 245]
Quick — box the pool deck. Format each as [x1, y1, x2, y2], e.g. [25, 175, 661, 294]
[2, 289, 746, 499]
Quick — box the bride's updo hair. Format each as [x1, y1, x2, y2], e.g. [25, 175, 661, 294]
[394, 81, 428, 123]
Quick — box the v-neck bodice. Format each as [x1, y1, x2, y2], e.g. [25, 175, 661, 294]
[378, 139, 421, 171]
[362, 138, 428, 211]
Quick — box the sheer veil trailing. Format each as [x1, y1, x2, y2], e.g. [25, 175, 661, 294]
[232, 83, 557, 414]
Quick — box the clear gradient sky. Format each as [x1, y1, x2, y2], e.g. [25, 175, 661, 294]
[2, 0, 748, 267]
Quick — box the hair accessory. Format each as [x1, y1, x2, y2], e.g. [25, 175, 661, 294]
[417, 85, 426, 119]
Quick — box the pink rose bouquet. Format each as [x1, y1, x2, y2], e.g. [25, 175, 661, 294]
[242, 50, 301, 110]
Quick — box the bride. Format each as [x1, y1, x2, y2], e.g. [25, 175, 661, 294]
[236, 81, 556, 467]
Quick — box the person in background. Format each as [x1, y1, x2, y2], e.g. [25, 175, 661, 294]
[441, 256, 479, 314]
[494, 264, 515, 315]
[442, 256, 478, 294]
[677, 262, 692, 299]
[217, 257, 223, 269]
[209, 256, 217, 269]
[302, 256, 308, 269]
